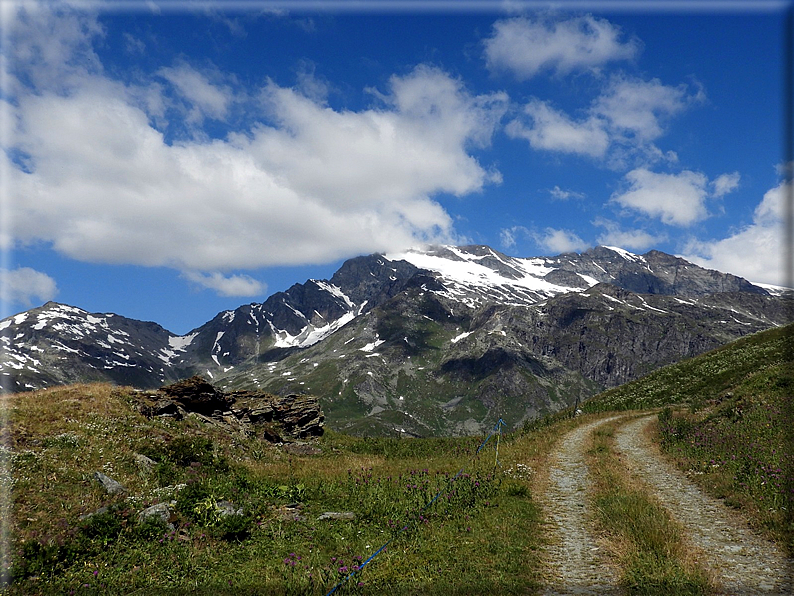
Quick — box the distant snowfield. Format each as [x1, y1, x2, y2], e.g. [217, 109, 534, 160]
[751, 282, 791, 296]
[384, 245, 594, 304]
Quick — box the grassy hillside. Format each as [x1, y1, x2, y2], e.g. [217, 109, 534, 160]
[2, 383, 581, 594]
[584, 323, 794, 554]
[4, 323, 791, 592]
[582, 323, 793, 413]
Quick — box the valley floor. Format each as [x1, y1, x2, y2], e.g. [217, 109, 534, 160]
[5, 383, 793, 595]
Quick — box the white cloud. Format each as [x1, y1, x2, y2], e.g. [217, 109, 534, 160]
[681, 182, 789, 286]
[483, 14, 639, 80]
[182, 271, 266, 297]
[157, 62, 233, 123]
[4, 0, 105, 95]
[123, 32, 146, 55]
[592, 75, 699, 143]
[710, 171, 740, 197]
[506, 99, 609, 158]
[5, 6, 509, 298]
[549, 186, 586, 201]
[610, 168, 712, 226]
[248, 65, 508, 209]
[593, 217, 665, 251]
[0, 267, 58, 307]
[507, 76, 701, 165]
[534, 228, 589, 254]
[499, 225, 531, 250]
[294, 60, 331, 103]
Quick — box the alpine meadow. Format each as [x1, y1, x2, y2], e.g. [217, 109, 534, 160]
[2, 2, 793, 594]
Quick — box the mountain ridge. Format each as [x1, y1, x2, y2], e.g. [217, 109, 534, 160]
[1, 245, 789, 435]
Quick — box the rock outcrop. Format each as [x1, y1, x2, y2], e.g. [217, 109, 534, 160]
[135, 376, 324, 442]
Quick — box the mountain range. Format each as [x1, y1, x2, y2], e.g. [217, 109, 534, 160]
[1, 245, 789, 436]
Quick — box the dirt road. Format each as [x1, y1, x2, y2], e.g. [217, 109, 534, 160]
[615, 416, 792, 595]
[541, 414, 792, 595]
[541, 416, 622, 595]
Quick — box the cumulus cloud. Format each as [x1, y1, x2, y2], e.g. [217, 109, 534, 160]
[710, 171, 740, 197]
[593, 217, 665, 251]
[611, 168, 718, 226]
[0, 267, 58, 307]
[682, 182, 788, 286]
[483, 14, 639, 80]
[592, 75, 699, 143]
[157, 62, 234, 123]
[507, 75, 701, 165]
[5, 0, 105, 94]
[506, 99, 609, 158]
[4, 5, 509, 296]
[182, 271, 266, 297]
[534, 228, 589, 254]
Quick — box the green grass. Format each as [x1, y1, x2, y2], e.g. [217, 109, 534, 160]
[587, 422, 711, 595]
[582, 324, 793, 413]
[4, 383, 553, 594]
[655, 368, 794, 554]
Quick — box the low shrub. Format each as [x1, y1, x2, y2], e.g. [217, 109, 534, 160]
[175, 480, 212, 522]
[78, 509, 123, 547]
[213, 513, 252, 541]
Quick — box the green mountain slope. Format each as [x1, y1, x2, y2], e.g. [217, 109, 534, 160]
[582, 322, 793, 413]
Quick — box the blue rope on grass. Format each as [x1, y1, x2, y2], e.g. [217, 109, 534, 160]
[325, 418, 507, 595]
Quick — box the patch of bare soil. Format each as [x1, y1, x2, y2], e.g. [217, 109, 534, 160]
[540, 416, 623, 595]
[614, 416, 793, 595]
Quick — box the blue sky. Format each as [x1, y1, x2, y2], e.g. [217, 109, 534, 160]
[1, 1, 791, 335]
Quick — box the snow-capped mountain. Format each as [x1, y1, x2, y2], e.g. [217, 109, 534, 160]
[0, 303, 195, 391]
[1, 245, 788, 435]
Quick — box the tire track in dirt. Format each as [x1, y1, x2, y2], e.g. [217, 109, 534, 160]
[615, 416, 793, 595]
[541, 416, 622, 595]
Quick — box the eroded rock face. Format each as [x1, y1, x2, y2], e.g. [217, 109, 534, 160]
[159, 375, 232, 415]
[135, 377, 324, 442]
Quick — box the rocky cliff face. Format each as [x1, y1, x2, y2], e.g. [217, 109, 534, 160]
[1, 245, 789, 435]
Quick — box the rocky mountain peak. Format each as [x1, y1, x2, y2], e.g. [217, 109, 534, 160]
[1, 245, 787, 436]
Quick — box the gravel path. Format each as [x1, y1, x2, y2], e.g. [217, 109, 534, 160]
[541, 417, 622, 595]
[615, 416, 793, 595]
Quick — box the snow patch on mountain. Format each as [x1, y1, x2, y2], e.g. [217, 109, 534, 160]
[604, 246, 644, 262]
[270, 310, 359, 349]
[313, 280, 355, 308]
[360, 338, 385, 352]
[169, 333, 197, 351]
[752, 282, 790, 296]
[384, 245, 592, 307]
[451, 331, 472, 344]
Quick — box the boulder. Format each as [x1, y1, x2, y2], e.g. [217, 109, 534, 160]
[159, 376, 232, 415]
[138, 502, 176, 531]
[133, 453, 157, 469]
[216, 500, 243, 517]
[78, 505, 109, 521]
[318, 511, 355, 521]
[94, 471, 126, 495]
